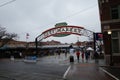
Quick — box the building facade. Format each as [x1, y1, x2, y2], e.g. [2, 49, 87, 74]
[98, 0, 120, 65]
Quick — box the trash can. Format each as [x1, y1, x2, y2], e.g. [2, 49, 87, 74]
[70, 56, 74, 62]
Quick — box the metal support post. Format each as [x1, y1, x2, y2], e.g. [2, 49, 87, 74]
[35, 38, 38, 56]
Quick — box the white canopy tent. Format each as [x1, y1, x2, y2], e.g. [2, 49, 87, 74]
[86, 47, 94, 51]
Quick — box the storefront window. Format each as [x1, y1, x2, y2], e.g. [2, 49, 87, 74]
[112, 39, 119, 53]
[112, 31, 118, 37]
[112, 31, 120, 53]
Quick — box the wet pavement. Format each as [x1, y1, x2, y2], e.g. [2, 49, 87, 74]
[0, 54, 70, 80]
[65, 62, 116, 80]
[0, 53, 120, 80]
[64, 58, 120, 80]
[101, 66, 120, 80]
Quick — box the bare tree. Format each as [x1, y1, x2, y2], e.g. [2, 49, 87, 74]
[0, 26, 18, 48]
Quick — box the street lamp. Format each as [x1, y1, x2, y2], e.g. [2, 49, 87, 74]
[107, 30, 113, 66]
[108, 30, 112, 35]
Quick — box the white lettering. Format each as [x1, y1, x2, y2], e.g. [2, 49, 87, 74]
[39, 26, 84, 41]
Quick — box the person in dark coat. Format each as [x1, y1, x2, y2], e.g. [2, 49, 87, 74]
[81, 51, 84, 62]
[94, 51, 99, 63]
[57, 49, 61, 58]
[85, 51, 90, 63]
[76, 50, 80, 62]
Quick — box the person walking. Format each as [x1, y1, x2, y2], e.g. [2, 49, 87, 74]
[94, 51, 99, 63]
[69, 45, 74, 63]
[57, 49, 61, 58]
[81, 51, 84, 62]
[85, 51, 89, 63]
[76, 50, 80, 62]
[65, 49, 67, 58]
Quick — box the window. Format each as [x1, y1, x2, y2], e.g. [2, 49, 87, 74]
[112, 39, 119, 53]
[112, 31, 120, 53]
[101, 0, 105, 3]
[101, 0, 109, 3]
[111, 5, 120, 19]
[106, 0, 109, 2]
[112, 31, 118, 37]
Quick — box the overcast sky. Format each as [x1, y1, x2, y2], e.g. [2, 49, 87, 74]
[0, 0, 101, 43]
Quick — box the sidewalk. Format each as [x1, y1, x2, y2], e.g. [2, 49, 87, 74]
[64, 59, 120, 80]
[101, 66, 120, 80]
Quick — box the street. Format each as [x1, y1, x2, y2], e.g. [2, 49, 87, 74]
[0, 53, 120, 80]
[0, 54, 69, 80]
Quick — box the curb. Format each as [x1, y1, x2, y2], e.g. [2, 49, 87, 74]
[100, 67, 119, 80]
[63, 65, 71, 80]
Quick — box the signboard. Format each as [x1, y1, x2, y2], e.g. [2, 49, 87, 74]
[54, 22, 70, 37]
[24, 56, 37, 63]
[94, 33, 103, 40]
[55, 22, 67, 27]
[37, 26, 84, 41]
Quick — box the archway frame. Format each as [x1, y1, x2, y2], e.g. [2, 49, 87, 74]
[35, 26, 95, 55]
[36, 26, 93, 41]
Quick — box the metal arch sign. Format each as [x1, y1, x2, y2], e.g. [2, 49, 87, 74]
[36, 26, 94, 41]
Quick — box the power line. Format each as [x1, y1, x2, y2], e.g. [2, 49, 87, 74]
[56, 4, 98, 22]
[39, 4, 98, 28]
[31, 4, 98, 37]
[0, 0, 16, 8]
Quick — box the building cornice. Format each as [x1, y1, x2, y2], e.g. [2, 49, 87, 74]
[101, 19, 120, 24]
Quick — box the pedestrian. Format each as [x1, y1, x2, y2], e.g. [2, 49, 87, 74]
[81, 51, 84, 62]
[76, 50, 80, 62]
[69, 45, 74, 63]
[57, 49, 61, 58]
[94, 51, 99, 63]
[65, 49, 67, 58]
[19, 52, 22, 58]
[85, 51, 89, 63]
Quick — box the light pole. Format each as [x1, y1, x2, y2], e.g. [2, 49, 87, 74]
[107, 30, 113, 66]
[93, 32, 96, 53]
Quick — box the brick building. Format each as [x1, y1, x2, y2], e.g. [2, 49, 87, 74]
[98, 0, 120, 65]
[75, 41, 94, 48]
[40, 40, 61, 45]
